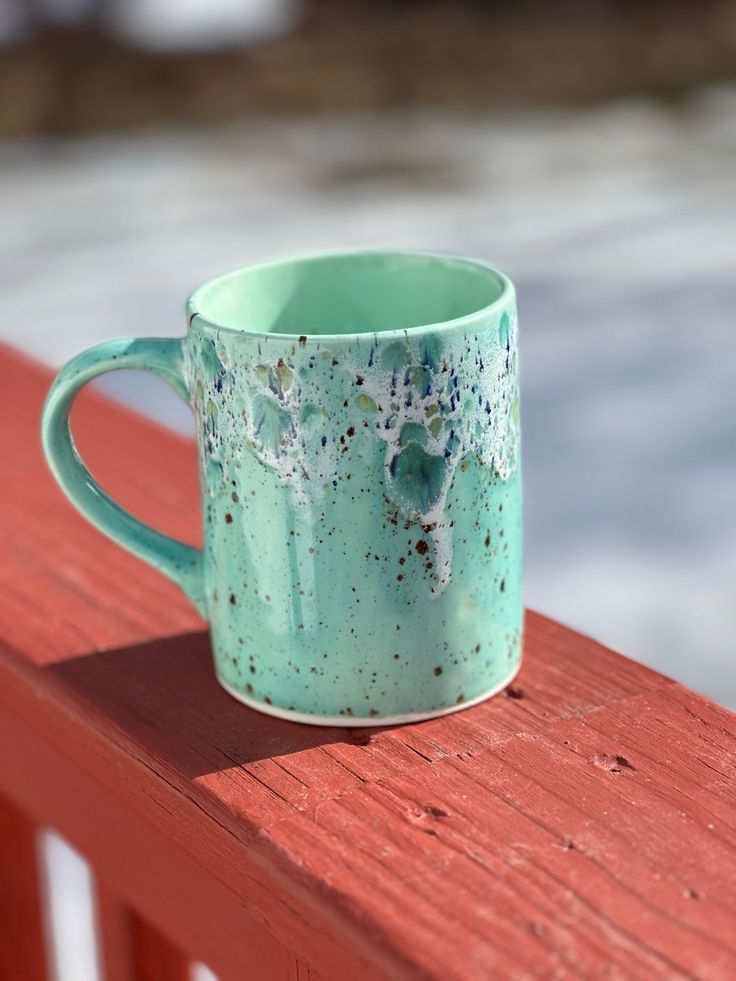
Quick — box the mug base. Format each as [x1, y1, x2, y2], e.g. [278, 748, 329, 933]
[216, 661, 521, 728]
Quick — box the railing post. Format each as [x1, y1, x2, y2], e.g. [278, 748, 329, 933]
[95, 881, 191, 981]
[0, 794, 48, 981]
[130, 912, 192, 981]
[95, 884, 135, 981]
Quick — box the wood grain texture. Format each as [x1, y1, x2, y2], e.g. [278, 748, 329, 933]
[0, 794, 47, 981]
[1, 344, 735, 980]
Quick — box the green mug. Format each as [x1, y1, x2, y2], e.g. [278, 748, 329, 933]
[42, 250, 522, 725]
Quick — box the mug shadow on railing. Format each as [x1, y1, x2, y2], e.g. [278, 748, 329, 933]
[45, 632, 377, 777]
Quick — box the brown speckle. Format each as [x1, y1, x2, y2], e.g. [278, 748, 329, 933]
[500, 578, 506, 592]
[298, 335, 307, 347]
[346, 426, 355, 438]
[425, 805, 448, 818]
[415, 539, 429, 555]
[264, 594, 271, 602]
[355, 375, 364, 386]
[434, 666, 443, 676]
[397, 574, 404, 582]
[592, 753, 636, 774]
[474, 644, 481, 653]
[504, 685, 524, 699]
[484, 532, 491, 547]
[264, 696, 272, 705]
[229, 593, 236, 605]
[232, 491, 239, 503]
[683, 887, 701, 900]
[225, 513, 233, 524]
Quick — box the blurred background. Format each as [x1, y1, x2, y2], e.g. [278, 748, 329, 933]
[2, 0, 735, 699]
[1, 1, 735, 978]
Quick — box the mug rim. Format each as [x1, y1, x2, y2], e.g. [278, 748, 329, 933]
[186, 248, 515, 342]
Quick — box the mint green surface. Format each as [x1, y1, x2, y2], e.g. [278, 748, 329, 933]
[42, 251, 522, 724]
[41, 337, 206, 615]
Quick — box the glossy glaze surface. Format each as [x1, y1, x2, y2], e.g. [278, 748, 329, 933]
[186, 251, 522, 720]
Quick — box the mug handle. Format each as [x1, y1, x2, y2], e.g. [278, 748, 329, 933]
[41, 337, 207, 618]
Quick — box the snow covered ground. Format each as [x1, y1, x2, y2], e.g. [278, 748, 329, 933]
[2, 86, 736, 981]
[2, 90, 735, 711]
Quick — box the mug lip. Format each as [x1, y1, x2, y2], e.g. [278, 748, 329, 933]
[186, 248, 515, 342]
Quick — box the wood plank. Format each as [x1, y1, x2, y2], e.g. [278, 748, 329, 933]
[1, 344, 735, 979]
[0, 642, 389, 981]
[95, 885, 135, 981]
[96, 884, 191, 981]
[0, 794, 48, 981]
[129, 914, 191, 981]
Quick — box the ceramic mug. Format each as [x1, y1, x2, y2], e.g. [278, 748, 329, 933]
[42, 250, 522, 725]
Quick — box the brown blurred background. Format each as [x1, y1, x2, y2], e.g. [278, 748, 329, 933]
[3, 0, 736, 136]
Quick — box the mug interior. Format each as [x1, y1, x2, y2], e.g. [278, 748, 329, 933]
[189, 251, 506, 337]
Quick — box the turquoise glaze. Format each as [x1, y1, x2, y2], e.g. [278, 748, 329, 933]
[42, 251, 522, 725]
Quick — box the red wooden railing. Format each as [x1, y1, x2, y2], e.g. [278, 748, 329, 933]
[1, 343, 735, 979]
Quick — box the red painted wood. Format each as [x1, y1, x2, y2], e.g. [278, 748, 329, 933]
[288, 955, 320, 981]
[0, 346, 203, 661]
[96, 883, 191, 981]
[1, 344, 735, 979]
[0, 642, 369, 981]
[129, 913, 191, 981]
[0, 794, 48, 981]
[95, 885, 135, 981]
